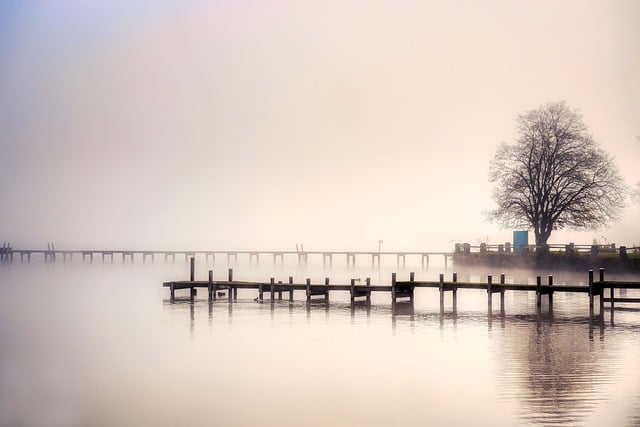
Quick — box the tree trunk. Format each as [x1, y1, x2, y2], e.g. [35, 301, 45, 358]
[535, 231, 551, 246]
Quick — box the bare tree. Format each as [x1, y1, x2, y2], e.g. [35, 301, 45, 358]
[489, 102, 626, 246]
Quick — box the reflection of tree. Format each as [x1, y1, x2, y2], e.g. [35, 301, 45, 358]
[495, 316, 609, 425]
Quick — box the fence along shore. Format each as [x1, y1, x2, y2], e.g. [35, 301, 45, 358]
[164, 258, 640, 318]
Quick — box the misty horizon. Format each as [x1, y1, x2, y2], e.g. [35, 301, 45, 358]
[1, 1, 638, 251]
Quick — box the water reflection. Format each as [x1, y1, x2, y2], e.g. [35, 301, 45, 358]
[495, 314, 612, 425]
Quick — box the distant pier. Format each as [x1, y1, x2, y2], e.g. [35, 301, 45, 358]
[0, 243, 453, 268]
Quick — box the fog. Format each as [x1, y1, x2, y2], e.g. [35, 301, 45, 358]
[1, 1, 638, 251]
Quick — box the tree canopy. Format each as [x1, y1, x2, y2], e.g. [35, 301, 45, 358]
[488, 102, 626, 246]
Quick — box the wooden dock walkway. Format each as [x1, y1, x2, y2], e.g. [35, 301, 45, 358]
[0, 243, 453, 268]
[163, 259, 640, 317]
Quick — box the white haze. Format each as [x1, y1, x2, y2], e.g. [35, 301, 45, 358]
[0, 0, 638, 251]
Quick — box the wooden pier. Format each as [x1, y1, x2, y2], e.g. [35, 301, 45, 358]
[163, 261, 640, 317]
[0, 243, 452, 268]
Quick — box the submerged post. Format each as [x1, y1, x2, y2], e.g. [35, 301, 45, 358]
[228, 268, 234, 302]
[536, 276, 542, 308]
[306, 278, 311, 303]
[548, 275, 553, 311]
[270, 277, 275, 301]
[487, 275, 493, 308]
[190, 257, 195, 281]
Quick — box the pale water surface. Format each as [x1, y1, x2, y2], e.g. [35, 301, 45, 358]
[1, 259, 639, 426]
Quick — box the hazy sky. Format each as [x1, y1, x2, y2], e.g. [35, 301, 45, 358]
[1, 0, 638, 251]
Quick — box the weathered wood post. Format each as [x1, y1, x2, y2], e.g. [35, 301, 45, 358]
[324, 277, 330, 302]
[259, 282, 265, 301]
[487, 275, 493, 309]
[588, 270, 594, 316]
[500, 273, 506, 314]
[208, 270, 213, 301]
[366, 277, 371, 305]
[170, 283, 175, 300]
[270, 277, 275, 301]
[190, 257, 195, 281]
[604, 267, 613, 310]
[306, 278, 311, 303]
[289, 276, 294, 301]
[599, 268, 605, 313]
[536, 276, 542, 308]
[439, 273, 445, 311]
[409, 272, 415, 304]
[391, 273, 397, 304]
[548, 275, 553, 311]
[278, 281, 283, 300]
[452, 272, 458, 312]
[350, 279, 356, 305]
[228, 268, 234, 302]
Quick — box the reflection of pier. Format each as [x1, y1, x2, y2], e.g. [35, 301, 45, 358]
[0, 244, 453, 268]
[164, 262, 640, 319]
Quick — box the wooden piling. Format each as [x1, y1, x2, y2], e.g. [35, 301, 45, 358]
[208, 270, 213, 301]
[452, 272, 457, 312]
[391, 273, 397, 304]
[548, 275, 553, 310]
[350, 279, 356, 305]
[500, 273, 505, 313]
[366, 277, 371, 305]
[306, 278, 311, 303]
[229, 269, 235, 302]
[270, 278, 275, 301]
[487, 275, 493, 309]
[278, 281, 283, 300]
[409, 272, 415, 304]
[536, 276, 542, 308]
[190, 257, 195, 281]
[289, 276, 294, 301]
[259, 283, 264, 301]
[599, 268, 605, 313]
[604, 268, 613, 310]
[325, 277, 330, 302]
[439, 273, 445, 310]
[588, 270, 594, 315]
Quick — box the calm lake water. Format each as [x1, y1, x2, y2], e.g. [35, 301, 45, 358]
[1, 257, 639, 426]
